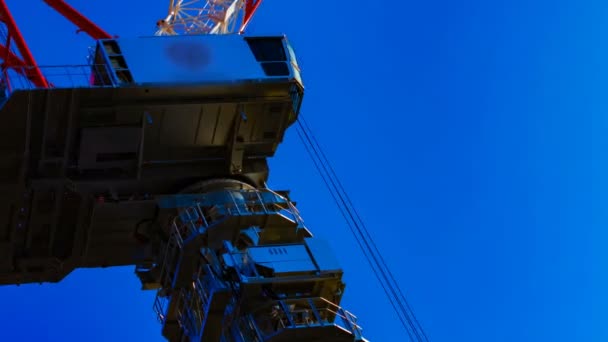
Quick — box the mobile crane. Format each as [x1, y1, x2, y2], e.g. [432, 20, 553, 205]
[0, 1, 367, 341]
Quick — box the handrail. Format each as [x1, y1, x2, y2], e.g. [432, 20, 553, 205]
[168, 188, 304, 237]
[1, 63, 115, 92]
[247, 296, 364, 339]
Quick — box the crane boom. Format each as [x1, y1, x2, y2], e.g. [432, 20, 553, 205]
[156, 0, 262, 35]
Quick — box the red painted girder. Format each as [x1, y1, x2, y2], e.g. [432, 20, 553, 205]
[42, 0, 112, 40]
[0, 0, 48, 88]
[0, 43, 26, 67]
[240, 0, 262, 33]
[0, 43, 28, 74]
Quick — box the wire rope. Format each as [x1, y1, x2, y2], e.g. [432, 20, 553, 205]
[295, 116, 429, 342]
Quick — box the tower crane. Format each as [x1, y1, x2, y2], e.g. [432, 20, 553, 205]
[0, 0, 371, 341]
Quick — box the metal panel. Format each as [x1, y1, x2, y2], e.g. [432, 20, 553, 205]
[195, 103, 222, 146]
[115, 35, 267, 85]
[159, 104, 203, 146]
[305, 238, 342, 273]
[78, 126, 141, 170]
[248, 244, 316, 273]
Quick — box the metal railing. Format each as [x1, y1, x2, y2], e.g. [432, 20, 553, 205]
[1, 64, 116, 92]
[263, 187, 306, 228]
[168, 188, 305, 245]
[194, 265, 218, 309]
[235, 315, 264, 342]
[153, 289, 172, 324]
[158, 226, 182, 289]
[202, 188, 303, 227]
[178, 287, 205, 339]
[173, 205, 208, 245]
[174, 264, 231, 340]
[154, 287, 201, 339]
[249, 297, 364, 340]
[152, 188, 312, 340]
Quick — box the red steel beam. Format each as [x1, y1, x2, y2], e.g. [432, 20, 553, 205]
[0, 44, 30, 92]
[0, 43, 28, 68]
[240, 0, 262, 33]
[0, 0, 48, 88]
[42, 0, 112, 40]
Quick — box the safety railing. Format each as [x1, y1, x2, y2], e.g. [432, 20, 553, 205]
[153, 289, 172, 324]
[249, 297, 364, 340]
[263, 187, 306, 228]
[154, 287, 200, 338]
[166, 188, 305, 244]
[154, 248, 224, 338]
[1, 63, 116, 93]
[202, 188, 304, 228]
[178, 287, 205, 339]
[173, 205, 208, 245]
[234, 316, 263, 342]
[158, 226, 182, 289]
[153, 225, 183, 326]
[173, 264, 231, 340]
[197, 264, 230, 306]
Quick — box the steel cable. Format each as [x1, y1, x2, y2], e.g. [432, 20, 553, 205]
[295, 127, 416, 342]
[295, 116, 429, 342]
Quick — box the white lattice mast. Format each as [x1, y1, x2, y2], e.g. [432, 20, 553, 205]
[156, 0, 261, 35]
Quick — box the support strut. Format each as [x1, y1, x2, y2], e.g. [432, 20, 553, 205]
[240, 0, 263, 33]
[42, 0, 112, 40]
[0, 0, 48, 88]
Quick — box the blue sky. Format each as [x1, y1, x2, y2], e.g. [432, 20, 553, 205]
[1, 0, 608, 341]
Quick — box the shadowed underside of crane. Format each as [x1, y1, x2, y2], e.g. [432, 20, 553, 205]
[0, 1, 368, 341]
[0, 33, 302, 283]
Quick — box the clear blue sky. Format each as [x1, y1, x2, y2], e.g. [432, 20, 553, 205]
[2, 0, 608, 341]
